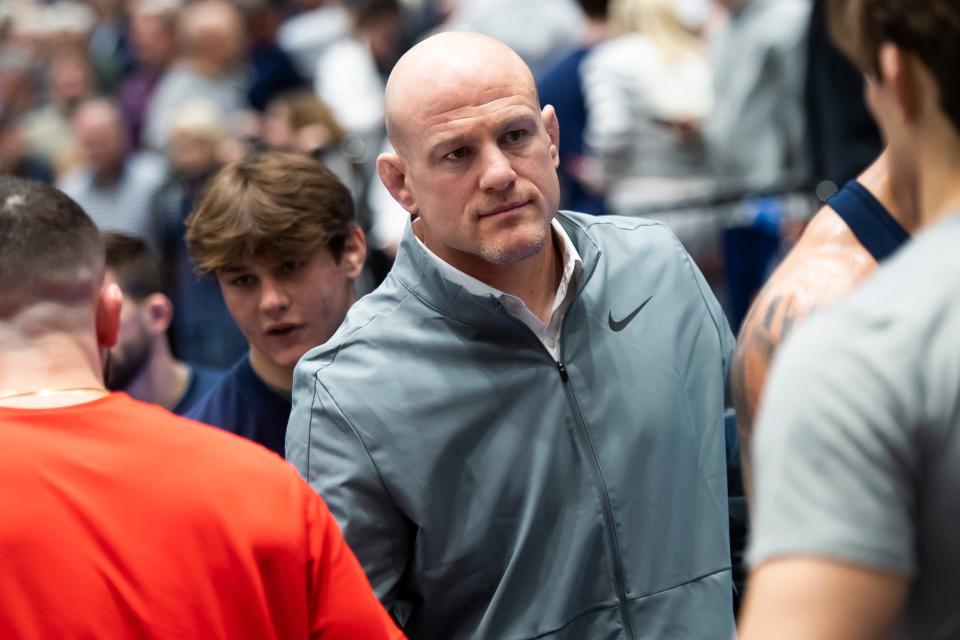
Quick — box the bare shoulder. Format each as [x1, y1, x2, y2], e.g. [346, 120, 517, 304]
[731, 207, 877, 435]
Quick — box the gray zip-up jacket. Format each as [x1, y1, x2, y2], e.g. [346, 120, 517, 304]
[287, 211, 736, 639]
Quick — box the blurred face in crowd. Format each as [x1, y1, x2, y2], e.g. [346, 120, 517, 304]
[378, 33, 561, 277]
[181, 2, 246, 72]
[48, 55, 93, 110]
[73, 101, 128, 178]
[168, 128, 220, 179]
[360, 9, 404, 72]
[130, 10, 177, 69]
[216, 228, 365, 381]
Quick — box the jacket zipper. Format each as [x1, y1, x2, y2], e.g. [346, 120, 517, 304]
[554, 359, 637, 640]
[493, 244, 635, 637]
[556, 250, 636, 639]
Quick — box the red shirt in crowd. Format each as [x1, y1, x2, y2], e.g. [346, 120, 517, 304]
[0, 393, 404, 639]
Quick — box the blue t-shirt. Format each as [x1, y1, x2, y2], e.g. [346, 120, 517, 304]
[186, 356, 291, 456]
[172, 365, 224, 416]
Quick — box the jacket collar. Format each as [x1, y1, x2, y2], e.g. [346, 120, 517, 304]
[390, 211, 601, 326]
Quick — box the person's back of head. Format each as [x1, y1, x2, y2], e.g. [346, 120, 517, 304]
[828, 0, 960, 136]
[0, 175, 104, 329]
[828, 0, 960, 224]
[103, 232, 163, 302]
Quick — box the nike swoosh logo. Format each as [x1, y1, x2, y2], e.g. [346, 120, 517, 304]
[608, 296, 654, 332]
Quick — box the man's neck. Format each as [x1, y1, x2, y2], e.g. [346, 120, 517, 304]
[124, 341, 191, 411]
[0, 333, 106, 407]
[857, 152, 921, 234]
[919, 142, 960, 227]
[92, 161, 125, 187]
[248, 348, 293, 394]
[417, 223, 564, 323]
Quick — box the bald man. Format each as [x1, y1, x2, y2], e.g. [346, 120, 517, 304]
[731, 150, 917, 505]
[288, 32, 736, 639]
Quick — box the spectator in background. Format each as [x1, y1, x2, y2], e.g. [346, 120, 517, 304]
[58, 98, 166, 246]
[262, 89, 356, 191]
[0, 115, 52, 183]
[119, 0, 180, 148]
[234, 0, 306, 112]
[703, 0, 811, 330]
[535, 0, 611, 216]
[22, 51, 96, 174]
[582, 0, 718, 263]
[703, 0, 810, 193]
[144, 0, 248, 150]
[154, 100, 248, 369]
[277, 0, 351, 83]
[0, 45, 38, 121]
[444, 0, 586, 74]
[314, 0, 403, 167]
[103, 232, 223, 415]
[185, 152, 367, 457]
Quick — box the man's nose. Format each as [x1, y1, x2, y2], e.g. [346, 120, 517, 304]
[259, 277, 290, 315]
[479, 146, 518, 192]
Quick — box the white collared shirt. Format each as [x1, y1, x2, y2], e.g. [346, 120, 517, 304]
[414, 218, 583, 361]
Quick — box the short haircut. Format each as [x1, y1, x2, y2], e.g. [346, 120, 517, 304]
[0, 176, 103, 318]
[828, 0, 960, 133]
[186, 151, 356, 275]
[103, 232, 163, 301]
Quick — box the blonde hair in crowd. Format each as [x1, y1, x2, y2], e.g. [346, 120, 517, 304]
[609, 0, 704, 63]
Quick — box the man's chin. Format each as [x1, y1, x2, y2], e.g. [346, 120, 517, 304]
[479, 228, 549, 266]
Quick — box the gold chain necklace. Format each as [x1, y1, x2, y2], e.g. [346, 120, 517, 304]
[0, 387, 108, 401]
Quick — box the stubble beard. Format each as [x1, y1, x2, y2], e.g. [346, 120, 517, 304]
[477, 218, 550, 266]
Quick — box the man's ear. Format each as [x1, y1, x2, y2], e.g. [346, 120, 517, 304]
[95, 282, 123, 349]
[878, 43, 921, 125]
[339, 225, 368, 279]
[541, 104, 560, 169]
[143, 293, 174, 336]
[376, 152, 418, 214]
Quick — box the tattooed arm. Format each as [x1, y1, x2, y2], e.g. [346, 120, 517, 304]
[731, 288, 816, 505]
[731, 208, 878, 507]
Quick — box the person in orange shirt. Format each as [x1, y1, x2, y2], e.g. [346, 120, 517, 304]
[0, 175, 403, 640]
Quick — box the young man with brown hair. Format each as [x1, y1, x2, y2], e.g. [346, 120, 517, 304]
[740, 1, 960, 638]
[185, 151, 366, 456]
[0, 175, 401, 639]
[103, 231, 222, 414]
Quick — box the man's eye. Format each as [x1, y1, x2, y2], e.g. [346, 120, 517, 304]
[503, 129, 529, 144]
[444, 147, 470, 161]
[280, 260, 304, 274]
[230, 275, 255, 287]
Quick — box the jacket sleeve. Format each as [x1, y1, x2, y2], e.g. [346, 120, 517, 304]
[287, 372, 413, 618]
[301, 479, 407, 640]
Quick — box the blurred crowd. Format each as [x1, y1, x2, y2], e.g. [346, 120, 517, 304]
[0, 0, 879, 365]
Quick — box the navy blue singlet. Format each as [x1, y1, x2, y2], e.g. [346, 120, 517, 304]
[827, 180, 909, 261]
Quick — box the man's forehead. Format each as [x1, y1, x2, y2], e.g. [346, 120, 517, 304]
[396, 75, 539, 140]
